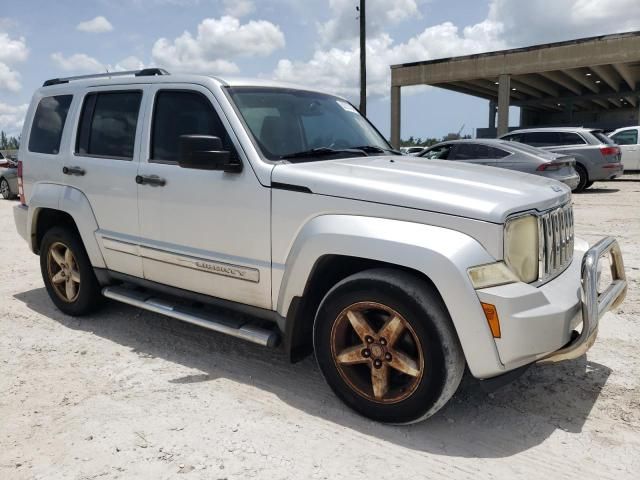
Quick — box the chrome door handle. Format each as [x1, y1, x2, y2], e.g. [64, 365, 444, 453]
[135, 175, 166, 187]
[62, 166, 85, 176]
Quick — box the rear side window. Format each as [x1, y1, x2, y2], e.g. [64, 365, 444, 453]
[28, 95, 73, 154]
[489, 147, 510, 158]
[76, 91, 142, 159]
[558, 132, 586, 145]
[151, 90, 235, 163]
[521, 132, 561, 147]
[452, 143, 491, 160]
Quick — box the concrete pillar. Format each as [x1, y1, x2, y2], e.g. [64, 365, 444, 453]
[390, 85, 401, 148]
[488, 100, 497, 129]
[497, 74, 511, 137]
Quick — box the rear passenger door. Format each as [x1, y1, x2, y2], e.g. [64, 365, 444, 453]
[68, 86, 148, 277]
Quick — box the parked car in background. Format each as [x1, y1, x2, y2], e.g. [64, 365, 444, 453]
[500, 127, 623, 192]
[400, 146, 425, 155]
[0, 154, 18, 200]
[608, 126, 640, 170]
[418, 139, 580, 190]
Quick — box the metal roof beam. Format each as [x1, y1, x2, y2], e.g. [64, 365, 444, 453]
[563, 68, 599, 93]
[538, 71, 582, 95]
[612, 63, 636, 90]
[590, 65, 620, 92]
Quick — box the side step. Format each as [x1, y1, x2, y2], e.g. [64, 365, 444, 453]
[102, 286, 279, 348]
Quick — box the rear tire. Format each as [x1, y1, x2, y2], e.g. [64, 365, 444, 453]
[573, 164, 589, 193]
[585, 180, 594, 189]
[313, 268, 465, 424]
[0, 178, 11, 200]
[40, 227, 104, 316]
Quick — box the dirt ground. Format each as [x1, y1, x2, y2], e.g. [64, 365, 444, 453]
[1, 175, 639, 480]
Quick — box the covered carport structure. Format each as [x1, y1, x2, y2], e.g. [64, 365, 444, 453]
[389, 31, 640, 146]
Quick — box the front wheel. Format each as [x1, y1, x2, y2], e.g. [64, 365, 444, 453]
[313, 269, 465, 424]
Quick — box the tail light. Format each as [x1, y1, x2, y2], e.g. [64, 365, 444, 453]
[600, 146, 620, 157]
[537, 161, 571, 171]
[17, 160, 25, 205]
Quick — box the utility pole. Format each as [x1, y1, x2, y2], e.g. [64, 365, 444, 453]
[358, 0, 366, 116]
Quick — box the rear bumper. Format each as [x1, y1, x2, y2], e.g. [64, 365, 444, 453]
[13, 204, 29, 244]
[594, 163, 624, 180]
[557, 173, 579, 190]
[475, 236, 626, 377]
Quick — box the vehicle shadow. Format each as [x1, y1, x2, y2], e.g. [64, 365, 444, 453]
[14, 287, 611, 459]
[580, 188, 620, 194]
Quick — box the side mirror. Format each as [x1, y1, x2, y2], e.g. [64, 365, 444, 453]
[178, 135, 242, 173]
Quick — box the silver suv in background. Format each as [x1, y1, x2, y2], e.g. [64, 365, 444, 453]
[500, 127, 623, 192]
[417, 139, 579, 190]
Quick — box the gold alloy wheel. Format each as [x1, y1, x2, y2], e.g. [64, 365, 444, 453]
[47, 241, 81, 303]
[330, 301, 425, 404]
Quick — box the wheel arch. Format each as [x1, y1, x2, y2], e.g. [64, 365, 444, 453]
[278, 215, 504, 378]
[27, 183, 106, 268]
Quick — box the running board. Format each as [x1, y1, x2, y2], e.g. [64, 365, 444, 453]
[102, 286, 279, 348]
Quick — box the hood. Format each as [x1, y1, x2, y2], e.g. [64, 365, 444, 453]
[272, 156, 571, 223]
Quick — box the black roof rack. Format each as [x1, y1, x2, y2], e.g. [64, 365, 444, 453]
[42, 68, 170, 87]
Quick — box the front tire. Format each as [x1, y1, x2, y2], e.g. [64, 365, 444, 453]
[40, 227, 103, 316]
[313, 269, 465, 424]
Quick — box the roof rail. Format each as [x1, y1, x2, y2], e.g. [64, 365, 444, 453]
[42, 68, 170, 87]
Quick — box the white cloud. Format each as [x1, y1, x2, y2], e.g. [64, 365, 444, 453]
[0, 32, 28, 64]
[76, 16, 114, 33]
[487, 0, 640, 46]
[51, 52, 105, 73]
[273, 20, 504, 100]
[151, 15, 285, 74]
[223, 0, 254, 17]
[318, 0, 420, 46]
[0, 63, 21, 92]
[0, 102, 28, 136]
[0, 31, 28, 91]
[112, 55, 146, 71]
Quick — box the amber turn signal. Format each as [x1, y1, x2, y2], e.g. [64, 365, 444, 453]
[481, 302, 501, 338]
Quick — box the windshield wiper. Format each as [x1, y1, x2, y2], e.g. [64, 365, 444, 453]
[281, 147, 368, 160]
[349, 145, 403, 155]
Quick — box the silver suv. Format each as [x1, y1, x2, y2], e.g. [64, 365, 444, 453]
[500, 127, 624, 192]
[13, 70, 627, 423]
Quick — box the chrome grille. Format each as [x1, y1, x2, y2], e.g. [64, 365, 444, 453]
[538, 204, 574, 281]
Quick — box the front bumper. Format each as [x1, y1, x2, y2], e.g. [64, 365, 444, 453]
[476, 237, 626, 375]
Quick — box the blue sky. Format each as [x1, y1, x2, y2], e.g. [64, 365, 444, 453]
[1, 0, 639, 139]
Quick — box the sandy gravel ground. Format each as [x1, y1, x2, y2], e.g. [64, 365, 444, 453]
[1, 175, 639, 480]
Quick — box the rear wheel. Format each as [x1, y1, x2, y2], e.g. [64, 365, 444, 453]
[0, 178, 11, 199]
[40, 227, 103, 316]
[313, 269, 465, 424]
[585, 180, 594, 189]
[573, 164, 589, 193]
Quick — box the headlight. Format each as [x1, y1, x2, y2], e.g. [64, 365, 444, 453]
[504, 214, 539, 283]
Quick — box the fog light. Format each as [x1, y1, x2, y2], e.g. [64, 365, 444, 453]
[481, 302, 501, 338]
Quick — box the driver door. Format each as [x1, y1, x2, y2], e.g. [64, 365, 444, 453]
[136, 84, 272, 309]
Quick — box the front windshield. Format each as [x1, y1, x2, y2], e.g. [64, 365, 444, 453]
[227, 87, 392, 160]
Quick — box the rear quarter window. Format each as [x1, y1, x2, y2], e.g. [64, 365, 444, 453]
[28, 95, 73, 154]
[590, 130, 615, 145]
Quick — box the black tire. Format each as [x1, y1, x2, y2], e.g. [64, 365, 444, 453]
[585, 181, 594, 189]
[0, 178, 11, 200]
[313, 268, 465, 424]
[573, 164, 589, 193]
[40, 226, 104, 316]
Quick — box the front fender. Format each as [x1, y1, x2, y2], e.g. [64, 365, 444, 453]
[275, 215, 505, 378]
[28, 183, 106, 268]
